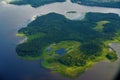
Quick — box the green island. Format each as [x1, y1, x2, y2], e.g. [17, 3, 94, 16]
[9, 0, 65, 8]
[71, 0, 120, 8]
[16, 12, 120, 77]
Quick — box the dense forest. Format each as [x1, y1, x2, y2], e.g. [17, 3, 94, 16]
[9, 0, 65, 7]
[71, 0, 120, 8]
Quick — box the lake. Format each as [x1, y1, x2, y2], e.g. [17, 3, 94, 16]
[0, 0, 120, 80]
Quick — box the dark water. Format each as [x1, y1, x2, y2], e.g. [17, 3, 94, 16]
[55, 48, 66, 56]
[0, 1, 120, 80]
[46, 47, 52, 52]
[0, 4, 54, 80]
[0, 3, 75, 80]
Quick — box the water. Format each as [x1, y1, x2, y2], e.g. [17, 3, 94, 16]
[0, 0, 120, 80]
[55, 48, 66, 56]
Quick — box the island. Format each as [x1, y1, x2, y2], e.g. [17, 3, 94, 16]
[16, 12, 120, 77]
[9, 0, 65, 8]
[71, 0, 120, 8]
[67, 11, 77, 13]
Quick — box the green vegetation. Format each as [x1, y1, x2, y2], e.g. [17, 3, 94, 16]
[42, 41, 117, 77]
[16, 33, 26, 37]
[80, 42, 102, 56]
[16, 12, 120, 77]
[71, 0, 120, 8]
[106, 52, 117, 62]
[9, 0, 65, 8]
[94, 21, 109, 31]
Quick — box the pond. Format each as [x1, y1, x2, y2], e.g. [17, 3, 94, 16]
[55, 48, 66, 56]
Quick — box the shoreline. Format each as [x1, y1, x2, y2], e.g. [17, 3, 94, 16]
[18, 37, 27, 44]
[16, 33, 28, 44]
[109, 42, 120, 58]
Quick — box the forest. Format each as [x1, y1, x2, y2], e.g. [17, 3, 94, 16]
[16, 12, 120, 77]
[9, 0, 65, 7]
[71, 0, 120, 8]
[16, 12, 120, 59]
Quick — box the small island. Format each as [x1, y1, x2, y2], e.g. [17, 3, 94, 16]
[67, 11, 77, 13]
[16, 12, 120, 77]
[9, 0, 65, 8]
